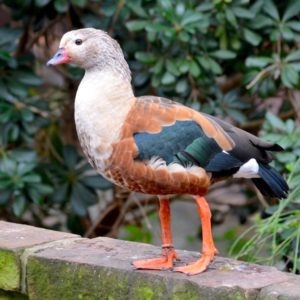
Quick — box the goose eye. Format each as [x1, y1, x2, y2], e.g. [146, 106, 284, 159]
[75, 39, 83, 45]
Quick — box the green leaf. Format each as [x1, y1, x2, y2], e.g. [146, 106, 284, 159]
[7, 80, 27, 98]
[22, 174, 41, 183]
[126, 2, 148, 18]
[71, 183, 96, 216]
[208, 58, 222, 74]
[63, 145, 79, 169]
[14, 71, 42, 86]
[281, 26, 294, 40]
[0, 178, 12, 190]
[197, 2, 213, 12]
[166, 60, 180, 76]
[175, 79, 188, 94]
[126, 21, 148, 32]
[17, 162, 35, 176]
[0, 50, 11, 61]
[0, 190, 11, 205]
[1, 158, 17, 175]
[21, 109, 34, 122]
[283, 0, 300, 21]
[34, 0, 51, 6]
[11, 150, 37, 162]
[250, 1, 264, 14]
[176, 3, 185, 16]
[226, 108, 246, 123]
[286, 21, 300, 32]
[161, 72, 176, 85]
[52, 183, 68, 203]
[145, 24, 167, 33]
[211, 50, 236, 60]
[12, 195, 26, 217]
[266, 112, 286, 130]
[81, 175, 112, 190]
[54, 0, 69, 12]
[178, 31, 189, 42]
[246, 56, 273, 68]
[151, 59, 163, 74]
[285, 50, 300, 62]
[0, 81, 14, 101]
[178, 60, 190, 73]
[232, 7, 254, 19]
[159, 0, 172, 9]
[250, 15, 275, 29]
[225, 8, 238, 28]
[133, 72, 148, 87]
[34, 183, 53, 195]
[243, 28, 262, 46]
[281, 64, 299, 88]
[189, 61, 201, 77]
[263, 0, 279, 20]
[0, 28, 21, 51]
[197, 56, 210, 70]
[70, 0, 86, 7]
[80, 14, 102, 28]
[181, 12, 203, 26]
[27, 187, 42, 204]
[135, 52, 156, 64]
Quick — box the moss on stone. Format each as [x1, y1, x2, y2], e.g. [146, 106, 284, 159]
[171, 281, 200, 300]
[208, 287, 257, 300]
[0, 289, 28, 300]
[130, 272, 168, 300]
[27, 256, 131, 300]
[0, 250, 20, 291]
[133, 287, 153, 300]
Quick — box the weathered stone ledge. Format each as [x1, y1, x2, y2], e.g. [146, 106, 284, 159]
[0, 221, 300, 300]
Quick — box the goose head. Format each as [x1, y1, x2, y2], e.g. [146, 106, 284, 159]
[47, 28, 131, 80]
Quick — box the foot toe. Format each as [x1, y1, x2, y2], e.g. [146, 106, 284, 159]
[174, 254, 214, 275]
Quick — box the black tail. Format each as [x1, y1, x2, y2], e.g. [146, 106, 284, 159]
[252, 164, 289, 199]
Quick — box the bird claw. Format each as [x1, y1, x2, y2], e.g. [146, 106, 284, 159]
[174, 252, 215, 275]
[132, 249, 178, 270]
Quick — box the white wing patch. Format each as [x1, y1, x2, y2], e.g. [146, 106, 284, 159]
[233, 158, 260, 178]
[147, 156, 167, 169]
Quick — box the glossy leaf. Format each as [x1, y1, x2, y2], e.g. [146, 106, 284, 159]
[263, 0, 279, 20]
[211, 50, 236, 60]
[54, 0, 68, 12]
[282, 0, 300, 21]
[12, 195, 26, 217]
[286, 21, 300, 32]
[161, 72, 176, 85]
[126, 20, 148, 31]
[243, 28, 262, 46]
[232, 7, 254, 19]
[285, 50, 300, 62]
[281, 64, 299, 88]
[135, 52, 156, 64]
[246, 56, 273, 68]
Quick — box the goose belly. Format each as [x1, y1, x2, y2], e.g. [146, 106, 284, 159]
[75, 115, 114, 173]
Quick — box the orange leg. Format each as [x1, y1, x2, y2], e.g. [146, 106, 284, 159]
[174, 196, 218, 275]
[132, 197, 179, 270]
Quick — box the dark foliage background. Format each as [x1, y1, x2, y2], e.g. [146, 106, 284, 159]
[1, 0, 300, 272]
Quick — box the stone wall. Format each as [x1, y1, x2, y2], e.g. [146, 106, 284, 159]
[0, 221, 300, 300]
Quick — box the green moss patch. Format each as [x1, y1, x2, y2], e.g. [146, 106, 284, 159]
[0, 250, 20, 291]
[27, 256, 131, 300]
[0, 289, 28, 300]
[130, 272, 168, 300]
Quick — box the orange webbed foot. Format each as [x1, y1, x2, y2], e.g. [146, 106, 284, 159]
[174, 251, 215, 275]
[132, 248, 179, 270]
